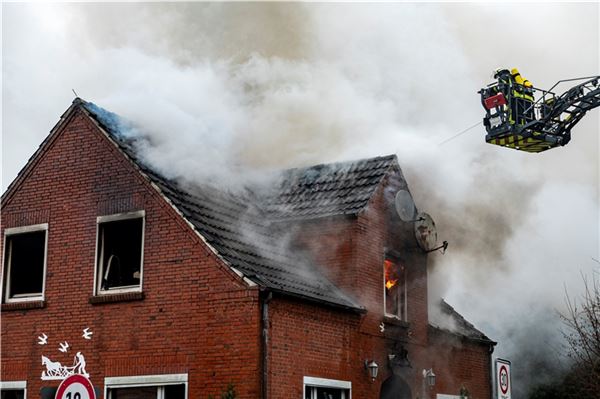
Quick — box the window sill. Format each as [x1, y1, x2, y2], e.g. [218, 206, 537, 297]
[1, 300, 46, 311]
[89, 291, 144, 305]
[383, 315, 409, 328]
[382, 316, 411, 340]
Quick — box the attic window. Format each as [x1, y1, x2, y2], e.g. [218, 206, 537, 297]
[3, 224, 48, 303]
[96, 211, 144, 294]
[384, 258, 406, 320]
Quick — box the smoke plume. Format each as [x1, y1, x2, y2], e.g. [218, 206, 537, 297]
[3, 3, 598, 395]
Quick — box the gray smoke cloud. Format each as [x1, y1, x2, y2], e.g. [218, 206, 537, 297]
[3, 3, 599, 396]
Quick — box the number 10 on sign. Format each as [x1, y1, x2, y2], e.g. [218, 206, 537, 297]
[55, 375, 96, 399]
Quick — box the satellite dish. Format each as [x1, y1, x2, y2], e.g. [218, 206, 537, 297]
[414, 212, 438, 251]
[395, 190, 416, 222]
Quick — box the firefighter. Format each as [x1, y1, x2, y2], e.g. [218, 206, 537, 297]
[522, 74, 535, 121]
[494, 68, 512, 93]
[510, 68, 535, 124]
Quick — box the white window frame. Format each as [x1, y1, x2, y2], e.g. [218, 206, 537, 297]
[2, 223, 48, 303]
[0, 380, 27, 398]
[94, 210, 145, 295]
[104, 373, 187, 399]
[383, 258, 407, 321]
[303, 376, 351, 399]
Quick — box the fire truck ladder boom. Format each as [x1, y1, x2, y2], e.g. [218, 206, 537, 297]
[480, 73, 600, 153]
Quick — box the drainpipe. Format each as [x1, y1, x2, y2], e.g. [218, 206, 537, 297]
[261, 291, 273, 399]
[489, 344, 495, 399]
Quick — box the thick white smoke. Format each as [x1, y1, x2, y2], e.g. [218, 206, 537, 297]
[3, 3, 598, 395]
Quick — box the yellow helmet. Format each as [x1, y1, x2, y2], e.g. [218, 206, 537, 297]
[511, 68, 520, 76]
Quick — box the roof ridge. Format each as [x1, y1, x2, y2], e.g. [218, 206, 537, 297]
[281, 154, 398, 176]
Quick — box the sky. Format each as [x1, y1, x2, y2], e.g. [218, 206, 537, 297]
[2, 2, 599, 396]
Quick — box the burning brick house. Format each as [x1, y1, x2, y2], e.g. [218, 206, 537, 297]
[1, 99, 495, 399]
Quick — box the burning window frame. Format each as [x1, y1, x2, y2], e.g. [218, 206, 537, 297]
[2, 223, 48, 303]
[94, 211, 145, 295]
[383, 257, 407, 320]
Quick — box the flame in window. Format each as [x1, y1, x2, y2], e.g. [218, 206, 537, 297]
[384, 260, 398, 290]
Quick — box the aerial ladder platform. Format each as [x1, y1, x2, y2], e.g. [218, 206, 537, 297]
[479, 69, 600, 153]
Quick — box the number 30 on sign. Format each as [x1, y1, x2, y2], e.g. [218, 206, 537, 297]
[55, 374, 96, 399]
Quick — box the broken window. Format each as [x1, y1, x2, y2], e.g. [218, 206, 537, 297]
[384, 258, 407, 320]
[3, 225, 47, 302]
[96, 212, 144, 293]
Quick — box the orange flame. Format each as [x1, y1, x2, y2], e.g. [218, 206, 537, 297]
[384, 260, 398, 290]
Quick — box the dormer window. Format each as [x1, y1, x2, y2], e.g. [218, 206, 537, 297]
[2, 224, 48, 303]
[384, 258, 406, 320]
[95, 211, 144, 294]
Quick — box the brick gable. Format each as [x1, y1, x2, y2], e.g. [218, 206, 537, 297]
[1, 106, 261, 398]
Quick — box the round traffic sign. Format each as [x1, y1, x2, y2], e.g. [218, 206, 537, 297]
[499, 364, 509, 394]
[55, 375, 96, 399]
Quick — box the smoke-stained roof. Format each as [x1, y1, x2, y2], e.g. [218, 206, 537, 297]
[264, 155, 396, 221]
[429, 299, 495, 344]
[80, 99, 379, 311]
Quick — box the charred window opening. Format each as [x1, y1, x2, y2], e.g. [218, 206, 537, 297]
[108, 384, 185, 399]
[96, 212, 144, 293]
[384, 258, 407, 320]
[3, 225, 47, 302]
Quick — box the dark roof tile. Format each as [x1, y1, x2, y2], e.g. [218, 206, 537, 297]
[263, 155, 394, 221]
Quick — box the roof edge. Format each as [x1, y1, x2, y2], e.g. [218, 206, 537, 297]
[356, 154, 400, 217]
[428, 324, 497, 346]
[267, 287, 366, 314]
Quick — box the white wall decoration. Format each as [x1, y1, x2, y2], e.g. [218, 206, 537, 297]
[82, 328, 93, 340]
[58, 341, 70, 353]
[38, 326, 95, 381]
[41, 352, 90, 380]
[37, 333, 48, 345]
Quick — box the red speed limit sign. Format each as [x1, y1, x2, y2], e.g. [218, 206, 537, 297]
[55, 375, 96, 399]
[495, 358, 511, 399]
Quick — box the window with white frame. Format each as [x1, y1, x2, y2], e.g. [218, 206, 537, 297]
[384, 258, 407, 320]
[95, 211, 145, 294]
[105, 374, 186, 399]
[303, 377, 351, 399]
[2, 224, 48, 303]
[0, 380, 27, 399]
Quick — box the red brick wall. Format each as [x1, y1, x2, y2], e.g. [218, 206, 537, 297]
[428, 330, 493, 399]
[1, 108, 261, 398]
[266, 295, 388, 398]
[290, 217, 357, 300]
